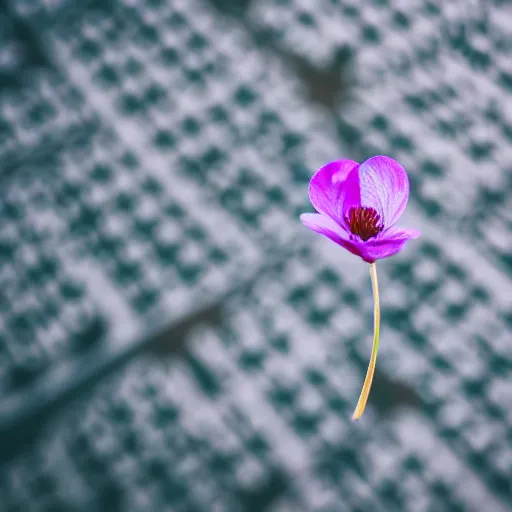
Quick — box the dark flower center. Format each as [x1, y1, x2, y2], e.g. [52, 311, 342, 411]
[346, 206, 383, 241]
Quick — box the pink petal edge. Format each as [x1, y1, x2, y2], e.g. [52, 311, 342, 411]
[308, 159, 359, 224]
[346, 156, 410, 229]
[300, 213, 362, 257]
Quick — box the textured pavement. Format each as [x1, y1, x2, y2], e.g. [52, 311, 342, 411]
[0, 1, 511, 511]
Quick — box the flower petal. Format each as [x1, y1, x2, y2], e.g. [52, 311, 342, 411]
[346, 156, 410, 229]
[340, 164, 362, 219]
[309, 159, 359, 223]
[300, 213, 362, 257]
[353, 226, 420, 263]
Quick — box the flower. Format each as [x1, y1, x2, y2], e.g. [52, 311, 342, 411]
[300, 156, 420, 420]
[300, 156, 420, 263]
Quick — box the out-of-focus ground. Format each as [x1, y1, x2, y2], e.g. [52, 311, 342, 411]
[0, 0, 511, 510]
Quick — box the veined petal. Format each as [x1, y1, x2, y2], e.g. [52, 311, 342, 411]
[309, 159, 359, 224]
[353, 226, 420, 263]
[340, 164, 362, 219]
[379, 226, 421, 241]
[345, 156, 410, 229]
[300, 213, 362, 257]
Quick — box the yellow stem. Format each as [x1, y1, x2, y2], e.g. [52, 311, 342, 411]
[352, 262, 380, 420]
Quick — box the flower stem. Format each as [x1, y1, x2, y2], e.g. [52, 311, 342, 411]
[352, 262, 380, 421]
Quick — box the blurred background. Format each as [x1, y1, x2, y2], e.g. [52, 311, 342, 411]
[0, 0, 511, 510]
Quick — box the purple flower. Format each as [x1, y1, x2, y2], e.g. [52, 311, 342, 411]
[300, 156, 421, 420]
[300, 156, 420, 263]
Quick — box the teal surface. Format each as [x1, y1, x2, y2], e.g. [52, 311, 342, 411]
[0, 0, 511, 511]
